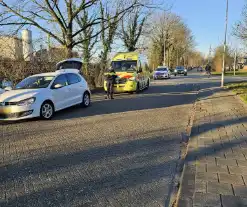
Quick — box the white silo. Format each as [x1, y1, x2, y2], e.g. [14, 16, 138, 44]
[22, 29, 33, 61]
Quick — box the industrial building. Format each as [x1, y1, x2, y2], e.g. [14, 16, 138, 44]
[0, 29, 33, 61]
[0, 36, 23, 60]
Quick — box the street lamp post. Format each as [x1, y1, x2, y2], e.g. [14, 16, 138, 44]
[163, 39, 166, 66]
[221, 0, 229, 87]
[234, 49, 237, 76]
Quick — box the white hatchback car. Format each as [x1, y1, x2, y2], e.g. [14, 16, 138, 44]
[0, 70, 91, 121]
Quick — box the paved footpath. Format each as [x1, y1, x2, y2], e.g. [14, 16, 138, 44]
[178, 89, 247, 207]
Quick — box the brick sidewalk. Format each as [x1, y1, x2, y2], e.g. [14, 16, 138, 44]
[178, 89, 247, 207]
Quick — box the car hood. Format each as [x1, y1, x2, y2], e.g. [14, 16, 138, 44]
[0, 89, 43, 102]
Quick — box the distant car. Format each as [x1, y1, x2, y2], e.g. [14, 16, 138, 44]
[174, 66, 187, 76]
[153, 67, 171, 80]
[0, 59, 91, 121]
[197, 67, 203, 72]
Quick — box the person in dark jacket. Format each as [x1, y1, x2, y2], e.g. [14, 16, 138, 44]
[105, 67, 118, 99]
[205, 64, 212, 78]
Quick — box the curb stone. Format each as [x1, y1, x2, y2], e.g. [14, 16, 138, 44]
[172, 86, 200, 207]
[173, 102, 197, 207]
[169, 87, 199, 207]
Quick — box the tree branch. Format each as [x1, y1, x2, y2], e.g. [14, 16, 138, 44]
[0, 1, 65, 45]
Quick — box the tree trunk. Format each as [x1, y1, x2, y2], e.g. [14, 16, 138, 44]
[66, 46, 73, 58]
[97, 50, 109, 87]
[83, 55, 90, 76]
[100, 51, 108, 71]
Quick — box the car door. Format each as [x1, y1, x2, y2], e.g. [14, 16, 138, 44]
[66, 73, 83, 106]
[51, 74, 69, 110]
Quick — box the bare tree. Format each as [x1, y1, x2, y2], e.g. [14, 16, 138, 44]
[120, 8, 147, 52]
[0, 0, 141, 58]
[75, 7, 98, 76]
[99, 1, 121, 67]
[148, 12, 194, 68]
[233, 3, 247, 42]
[149, 12, 181, 66]
[119, 0, 167, 52]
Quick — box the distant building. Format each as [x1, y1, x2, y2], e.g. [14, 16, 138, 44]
[0, 29, 33, 61]
[0, 29, 80, 62]
[0, 36, 23, 60]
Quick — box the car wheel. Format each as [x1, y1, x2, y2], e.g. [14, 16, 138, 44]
[82, 91, 90, 107]
[174, 74, 177, 76]
[40, 101, 54, 120]
[184, 73, 187, 76]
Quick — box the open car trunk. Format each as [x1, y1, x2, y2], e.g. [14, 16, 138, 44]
[56, 59, 82, 71]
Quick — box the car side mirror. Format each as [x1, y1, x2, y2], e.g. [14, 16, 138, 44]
[53, 84, 63, 89]
[4, 86, 12, 91]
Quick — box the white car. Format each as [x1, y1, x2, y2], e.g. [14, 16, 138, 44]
[153, 67, 171, 79]
[0, 70, 91, 121]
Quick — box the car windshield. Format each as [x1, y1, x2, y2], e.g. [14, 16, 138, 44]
[176, 66, 184, 70]
[111, 61, 137, 72]
[156, 68, 168, 72]
[15, 76, 54, 89]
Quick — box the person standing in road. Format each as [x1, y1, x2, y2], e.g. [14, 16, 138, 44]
[205, 64, 212, 78]
[208, 64, 211, 78]
[105, 67, 118, 99]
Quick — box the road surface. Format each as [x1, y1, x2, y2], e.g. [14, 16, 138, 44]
[0, 71, 245, 206]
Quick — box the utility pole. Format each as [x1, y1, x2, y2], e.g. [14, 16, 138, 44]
[163, 39, 166, 66]
[221, 0, 229, 87]
[208, 45, 212, 64]
[234, 49, 237, 76]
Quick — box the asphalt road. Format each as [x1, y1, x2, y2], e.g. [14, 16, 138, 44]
[0, 71, 245, 207]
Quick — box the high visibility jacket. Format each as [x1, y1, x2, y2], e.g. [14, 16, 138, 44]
[104, 72, 118, 83]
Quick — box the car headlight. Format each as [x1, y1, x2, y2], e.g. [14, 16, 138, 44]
[17, 97, 36, 106]
[174, 69, 177, 72]
[184, 69, 187, 72]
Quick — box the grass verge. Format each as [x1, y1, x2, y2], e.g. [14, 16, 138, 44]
[226, 82, 247, 103]
[212, 71, 247, 76]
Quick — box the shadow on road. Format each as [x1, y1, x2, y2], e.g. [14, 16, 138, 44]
[2, 133, 180, 206]
[53, 84, 198, 120]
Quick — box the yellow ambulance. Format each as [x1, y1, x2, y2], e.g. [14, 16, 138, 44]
[104, 52, 150, 93]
